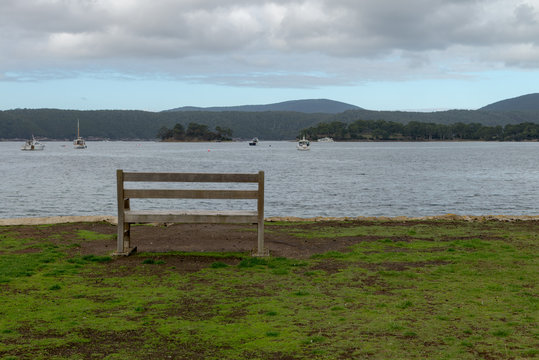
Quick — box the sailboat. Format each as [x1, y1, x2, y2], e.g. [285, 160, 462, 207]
[73, 120, 87, 149]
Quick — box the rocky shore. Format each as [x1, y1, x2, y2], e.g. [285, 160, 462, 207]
[1, 213, 538, 226]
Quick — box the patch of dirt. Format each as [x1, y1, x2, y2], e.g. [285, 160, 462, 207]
[2, 326, 225, 360]
[38, 329, 188, 359]
[1, 221, 397, 259]
[110, 254, 241, 274]
[2, 219, 535, 276]
[311, 259, 452, 273]
[440, 235, 507, 242]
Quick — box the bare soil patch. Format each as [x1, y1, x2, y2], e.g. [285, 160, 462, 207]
[2, 219, 537, 275]
[2, 221, 397, 259]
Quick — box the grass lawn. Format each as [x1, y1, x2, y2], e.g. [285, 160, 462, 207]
[0, 219, 537, 359]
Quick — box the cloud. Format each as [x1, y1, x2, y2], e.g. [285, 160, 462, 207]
[1, 0, 539, 86]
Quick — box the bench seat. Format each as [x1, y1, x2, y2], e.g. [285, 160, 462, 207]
[124, 210, 258, 224]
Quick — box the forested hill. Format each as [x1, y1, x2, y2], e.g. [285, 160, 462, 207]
[0, 108, 331, 140]
[166, 99, 362, 113]
[480, 93, 539, 111]
[337, 108, 539, 126]
[1, 107, 539, 141]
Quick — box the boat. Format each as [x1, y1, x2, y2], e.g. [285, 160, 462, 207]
[73, 120, 87, 149]
[249, 137, 259, 146]
[21, 135, 45, 151]
[296, 136, 310, 151]
[317, 137, 334, 142]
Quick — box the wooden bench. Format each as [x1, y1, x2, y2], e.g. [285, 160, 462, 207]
[114, 170, 266, 256]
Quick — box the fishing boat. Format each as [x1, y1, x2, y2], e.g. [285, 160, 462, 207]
[73, 120, 87, 149]
[317, 137, 334, 142]
[296, 136, 310, 151]
[249, 137, 259, 146]
[21, 135, 45, 151]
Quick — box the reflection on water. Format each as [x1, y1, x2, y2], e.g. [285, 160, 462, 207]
[1, 141, 538, 218]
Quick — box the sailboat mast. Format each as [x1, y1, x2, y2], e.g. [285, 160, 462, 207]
[77, 120, 80, 138]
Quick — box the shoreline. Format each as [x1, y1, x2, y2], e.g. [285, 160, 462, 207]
[3, 139, 539, 142]
[1, 214, 538, 226]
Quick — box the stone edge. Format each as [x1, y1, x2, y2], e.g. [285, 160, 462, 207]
[1, 214, 538, 226]
[0, 215, 118, 226]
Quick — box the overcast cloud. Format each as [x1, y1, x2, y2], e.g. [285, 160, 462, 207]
[1, 0, 539, 87]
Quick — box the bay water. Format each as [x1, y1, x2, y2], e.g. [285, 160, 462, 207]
[1, 141, 538, 219]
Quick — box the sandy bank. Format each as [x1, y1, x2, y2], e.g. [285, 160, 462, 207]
[0, 215, 118, 226]
[0, 214, 538, 226]
[266, 214, 539, 222]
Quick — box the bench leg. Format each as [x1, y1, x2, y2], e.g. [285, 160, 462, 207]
[113, 222, 136, 256]
[124, 223, 130, 251]
[254, 221, 268, 257]
[116, 222, 124, 254]
[115, 170, 136, 256]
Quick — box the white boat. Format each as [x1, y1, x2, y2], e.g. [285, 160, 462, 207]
[73, 120, 87, 149]
[317, 137, 334, 142]
[249, 137, 259, 146]
[296, 136, 310, 151]
[21, 135, 45, 151]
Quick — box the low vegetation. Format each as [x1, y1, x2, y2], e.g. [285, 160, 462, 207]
[300, 119, 539, 141]
[2, 107, 539, 141]
[0, 220, 537, 359]
[157, 122, 233, 141]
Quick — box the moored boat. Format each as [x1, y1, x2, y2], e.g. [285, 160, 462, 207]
[73, 120, 87, 149]
[296, 136, 310, 151]
[317, 137, 334, 142]
[249, 137, 259, 146]
[21, 135, 45, 151]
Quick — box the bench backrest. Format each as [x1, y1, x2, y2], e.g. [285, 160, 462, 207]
[117, 169, 264, 211]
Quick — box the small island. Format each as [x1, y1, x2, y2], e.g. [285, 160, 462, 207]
[157, 122, 233, 142]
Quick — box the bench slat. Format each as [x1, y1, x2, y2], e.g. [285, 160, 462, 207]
[124, 189, 259, 199]
[124, 210, 258, 224]
[123, 172, 259, 183]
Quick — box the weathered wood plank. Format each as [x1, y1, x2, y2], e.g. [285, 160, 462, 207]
[123, 189, 259, 199]
[123, 172, 259, 183]
[124, 210, 258, 224]
[116, 169, 126, 253]
[257, 170, 265, 255]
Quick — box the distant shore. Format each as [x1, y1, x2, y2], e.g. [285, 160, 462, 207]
[3, 138, 539, 142]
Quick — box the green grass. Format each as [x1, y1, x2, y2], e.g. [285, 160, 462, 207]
[0, 220, 537, 359]
[76, 230, 115, 241]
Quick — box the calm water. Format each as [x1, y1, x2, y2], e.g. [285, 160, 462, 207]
[1, 141, 538, 219]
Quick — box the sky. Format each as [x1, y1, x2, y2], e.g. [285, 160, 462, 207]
[1, 0, 539, 112]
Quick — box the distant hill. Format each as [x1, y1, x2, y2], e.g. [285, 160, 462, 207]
[480, 93, 539, 111]
[2, 94, 539, 141]
[165, 99, 362, 114]
[3, 107, 538, 141]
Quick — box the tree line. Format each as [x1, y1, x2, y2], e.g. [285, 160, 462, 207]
[157, 122, 233, 141]
[300, 120, 539, 141]
[2, 108, 539, 141]
[0, 109, 326, 140]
